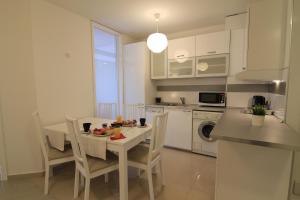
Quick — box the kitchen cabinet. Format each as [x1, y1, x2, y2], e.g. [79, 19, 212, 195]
[237, 0, 293, 81]
[168, 36, 195, 59]
[164, 107, 192, 151]
[196, 31, 230, 56]
[168, 57, 195, 78]
[151, 50, 168, 79]
[229, 29, 247, 76]
[247, 0, 288, 70]
[195, 54, 229, 77]
[123, 42, 156, 106]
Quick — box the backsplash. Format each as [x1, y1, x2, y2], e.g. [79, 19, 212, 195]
[156, 82, 287, 118]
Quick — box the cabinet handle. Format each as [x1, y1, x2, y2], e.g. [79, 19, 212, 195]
[207, 51, 216, 54]
[176, 55, 185, 58]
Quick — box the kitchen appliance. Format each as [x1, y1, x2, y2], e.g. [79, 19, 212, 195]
[192, 110, 224, 157]
[252, 95, 266, 107]
[164, 107, 193, 150]
[199, 92, 226, 107]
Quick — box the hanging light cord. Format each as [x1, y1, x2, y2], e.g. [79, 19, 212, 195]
[154, 13, 160, 33]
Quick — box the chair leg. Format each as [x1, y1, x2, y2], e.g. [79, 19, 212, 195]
[44, 166, 49, 195]
[137, 169, 141, 177]
[159, 159, 166, 186]
[147, 167, 155, 200]
[74, 168, 79, 198]
[104, 173, 109, 183]
[80, 174, 85, 188]
[84, 178, 90, 200]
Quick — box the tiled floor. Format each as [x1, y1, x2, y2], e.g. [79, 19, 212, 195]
[0, 148, 216, 200]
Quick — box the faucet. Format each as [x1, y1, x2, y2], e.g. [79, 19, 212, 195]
[180, 97, 186, 105]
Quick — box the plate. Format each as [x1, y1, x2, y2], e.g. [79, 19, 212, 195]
[93, 131, 113, 137]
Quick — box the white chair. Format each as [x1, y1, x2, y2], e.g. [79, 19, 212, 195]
[96, 103, 117, 119]
[65, 116, 119, 200]
[32, 111, 74, 195]
[127, 112, 168, 200]
[125, 103, 145, 120]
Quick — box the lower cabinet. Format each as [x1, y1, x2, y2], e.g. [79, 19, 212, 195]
[164, 107, 193, 150]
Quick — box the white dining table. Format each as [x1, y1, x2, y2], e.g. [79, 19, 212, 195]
[43, 117, 152, 200]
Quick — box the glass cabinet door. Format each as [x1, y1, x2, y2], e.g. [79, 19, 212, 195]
[151, 50, 167, 79]
[195, 54, 229, 77]
[168, 57, 195, 78]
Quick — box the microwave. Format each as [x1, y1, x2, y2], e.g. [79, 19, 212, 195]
[199, 92, 226, 107]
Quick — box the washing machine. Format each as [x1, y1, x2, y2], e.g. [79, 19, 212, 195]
[192, 110, 223, 157]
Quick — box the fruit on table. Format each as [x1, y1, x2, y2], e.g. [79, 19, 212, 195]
[116, 115, 123, 123]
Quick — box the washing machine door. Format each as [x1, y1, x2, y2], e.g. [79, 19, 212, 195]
[198, 121, 217, 142]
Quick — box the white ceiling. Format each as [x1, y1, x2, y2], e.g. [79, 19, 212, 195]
[46, 0, 249, 40]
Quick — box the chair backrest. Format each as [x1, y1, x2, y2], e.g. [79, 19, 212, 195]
[148, 112, 168, 162]
[32, 111, 49, 161]
[97, 103, 117, 119]
[125, 103, 145, 120]
[65, 116, 89, 172]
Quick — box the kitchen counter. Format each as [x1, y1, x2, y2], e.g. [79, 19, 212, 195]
[146, 104, 226, 112]
[211, 108, 300, 150]
[213, 109, 299, 200]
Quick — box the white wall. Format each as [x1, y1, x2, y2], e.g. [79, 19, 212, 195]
[30, 0, 95, 125]
[0, 0, 43, 175]
[0, 0, 99, 176]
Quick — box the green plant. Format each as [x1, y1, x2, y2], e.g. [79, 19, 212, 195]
[252, 105, 266, 116]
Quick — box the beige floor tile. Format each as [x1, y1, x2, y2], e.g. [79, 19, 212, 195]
[0, 148, 216, 200]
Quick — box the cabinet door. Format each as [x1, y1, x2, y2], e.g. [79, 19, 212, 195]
[247, 0, 287, 70]
[151, 50, 167, 79]
[168, 57, 195, 78]
[168, 36, 195, 59]
[196, 31, 230, 56]
[229, 29, 247, 76]
[164, 108, 192, 150]
[195, 54, 229, 77]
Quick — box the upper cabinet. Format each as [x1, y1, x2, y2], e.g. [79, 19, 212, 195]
[247, 0, 288, 70]
[151, 50, 168, 79]
[196, 31, 230, 56]
[237, 0, 293, 81]
[225, 13, 248, 83]
[168, 36, 195, 59]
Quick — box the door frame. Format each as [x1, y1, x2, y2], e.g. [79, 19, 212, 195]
[0, 96, 8, 180]
[90, 22, 122, 117]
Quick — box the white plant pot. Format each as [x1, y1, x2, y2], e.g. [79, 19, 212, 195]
[252, 115, 265, 126]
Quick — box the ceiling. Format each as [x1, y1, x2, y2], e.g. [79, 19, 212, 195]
[46, 0, 249, 40]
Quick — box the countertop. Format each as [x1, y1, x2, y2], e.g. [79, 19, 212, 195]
[211, 108, 300, 151]
[146, 104, 226, 112]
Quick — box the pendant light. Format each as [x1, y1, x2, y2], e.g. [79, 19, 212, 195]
[147, 13, 168, 53]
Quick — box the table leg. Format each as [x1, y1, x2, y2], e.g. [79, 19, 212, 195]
[119, 148, 128, 200]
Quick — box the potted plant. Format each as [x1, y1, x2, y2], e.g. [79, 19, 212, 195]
[252, 105, 266, 126]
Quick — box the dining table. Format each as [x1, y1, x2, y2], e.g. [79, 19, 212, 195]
[43, 117, 152, 200]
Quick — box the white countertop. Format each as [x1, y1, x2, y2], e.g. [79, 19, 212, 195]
[211, 108, 300, 151]
[146, 104, 226, 112]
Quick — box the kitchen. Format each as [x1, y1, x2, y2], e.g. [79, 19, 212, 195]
[0, 0, 300, 200]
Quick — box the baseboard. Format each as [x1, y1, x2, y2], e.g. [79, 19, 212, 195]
[8, 170, 44, 179]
